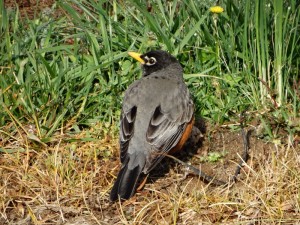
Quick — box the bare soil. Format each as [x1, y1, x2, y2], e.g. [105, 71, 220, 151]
[4, 0, 61, 18]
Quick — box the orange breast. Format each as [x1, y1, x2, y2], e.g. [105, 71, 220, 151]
[169, 116, 195, 154]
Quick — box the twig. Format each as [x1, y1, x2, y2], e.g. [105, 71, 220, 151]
[166, 154, 226, 186]
[230, 110, 250, 183]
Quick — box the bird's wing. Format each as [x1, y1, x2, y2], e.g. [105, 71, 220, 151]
[144, 95, 194, 172]
[119, 105, 137, 163]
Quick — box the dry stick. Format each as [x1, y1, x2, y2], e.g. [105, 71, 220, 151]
[166, 154, 227, 186]
[230, 126, 250, 183]
[167, 113, 250, 186]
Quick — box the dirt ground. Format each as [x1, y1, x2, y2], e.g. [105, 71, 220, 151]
[4, 1, 55, 10]
[1, 118, 299, 224]
[4, 0, 61, 18]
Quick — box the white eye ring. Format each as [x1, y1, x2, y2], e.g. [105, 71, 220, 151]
[145, 56, 156, 66]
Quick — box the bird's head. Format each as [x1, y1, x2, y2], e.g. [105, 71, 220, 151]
[128, 50, 180, 76]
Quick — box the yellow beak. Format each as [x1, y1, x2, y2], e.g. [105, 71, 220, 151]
[128, 52, 145, 64]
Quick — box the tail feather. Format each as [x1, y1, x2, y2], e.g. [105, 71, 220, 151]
[110, 163, 143, 202]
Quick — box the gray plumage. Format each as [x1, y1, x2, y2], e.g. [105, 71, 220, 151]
[110, 50, 194, 201]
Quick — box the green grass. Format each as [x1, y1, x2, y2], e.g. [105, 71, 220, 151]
[1, 0, 299, 140]
[0, 0, 299, 224]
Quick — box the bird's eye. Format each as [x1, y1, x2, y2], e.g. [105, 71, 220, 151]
[146, 57, 156, 66]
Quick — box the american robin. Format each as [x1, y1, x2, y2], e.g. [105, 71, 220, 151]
[110, 50, 194, 201]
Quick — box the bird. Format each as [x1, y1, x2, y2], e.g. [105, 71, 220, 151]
[110, 50, 194, 201]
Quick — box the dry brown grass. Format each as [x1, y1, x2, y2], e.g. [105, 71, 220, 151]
[1, 124, 299, 225]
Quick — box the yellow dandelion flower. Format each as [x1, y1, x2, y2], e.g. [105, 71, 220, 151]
[210, 6, 224, 14]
